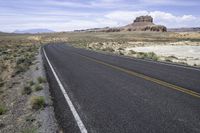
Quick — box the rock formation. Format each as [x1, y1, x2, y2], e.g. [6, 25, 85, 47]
[123, 16, 167, 32]
[74, 15, 167, 32]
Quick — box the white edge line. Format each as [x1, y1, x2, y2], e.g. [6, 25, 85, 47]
[43, 48, 88, 133]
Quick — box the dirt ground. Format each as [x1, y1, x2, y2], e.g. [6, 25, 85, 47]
[0, 48, 58, 133]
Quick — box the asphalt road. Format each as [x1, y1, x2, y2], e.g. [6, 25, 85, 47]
[43, 44, 200, 133]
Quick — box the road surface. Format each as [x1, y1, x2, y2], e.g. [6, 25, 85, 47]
[42, 44, 200, 133]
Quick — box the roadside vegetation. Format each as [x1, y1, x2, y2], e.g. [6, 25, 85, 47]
[31, 96, 45, 110]
[0, 35, 40, 99]
[21, 127, 37, 133]
[37, 76, 46, 84]
[0, 104, 7, 115]
[136, 52, 159, 61]
[34, 84, 43, 91]
[0, 40, 40, 82]
[0, 34, 51, 132]
[22, 86, 32, 95]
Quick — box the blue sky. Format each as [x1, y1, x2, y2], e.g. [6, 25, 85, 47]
[0, 0, 200, 32]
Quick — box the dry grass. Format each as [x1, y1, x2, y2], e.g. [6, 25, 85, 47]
[37, 76, 46, 84]
[0, 34, 41, 119]
[29, 80, 35, 86]
[21, 127, 37, 133]
[47, 31, 200, 47]
[0, 104, 7, 115]
[22, 86, 32, 95]
[136, 52, 159, 61]
[30, 96, 45, 110]
[34, 84, 43, 91]
[0, 33, 42, 94]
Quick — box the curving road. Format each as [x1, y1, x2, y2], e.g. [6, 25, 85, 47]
[43, 44, 200, 133]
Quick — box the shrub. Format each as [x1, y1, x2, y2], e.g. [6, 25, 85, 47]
[37, 76, 46, 84]
[16, 56, 26, 65]
[119, 51, 124, 55]
[102, 47, 115, 52]
[3, 55, 10, 60]
[35, 66, 39, 70]
[129, 50, 136, 54]
[22, 86, 32, 95]
[31, 96, 45, 110]
[0, 79, 5, 88]
[178, 62, 188, 65]
[136, 52, 146, 59]
[1, 64, 7, 70]
[0, 105, 7, 115]
[14, 53, 34, 75]
[165, 58, 172, 62]
[151, 54, 159, 61]
[146, 52, 159, 61]
[29, 80, 35, 86]
[34, 84, 43, 91]
[15, 64, 27, 75]
[117, 47, 124, 51]
[168, 55, 178, 59]
[137, 52, 159, 61]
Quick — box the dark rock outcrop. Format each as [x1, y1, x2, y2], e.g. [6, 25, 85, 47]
[134, 16, 153, 23]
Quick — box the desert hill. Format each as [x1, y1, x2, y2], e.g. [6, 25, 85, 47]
[14, 29, 54, 34]
[168, 27, 200, 32]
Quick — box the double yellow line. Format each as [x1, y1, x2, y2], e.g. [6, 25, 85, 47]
[77, 53, 200, 98]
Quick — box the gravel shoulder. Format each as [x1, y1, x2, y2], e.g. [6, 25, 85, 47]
[0, 48, 58, 133]
[34, 48, 58, 133]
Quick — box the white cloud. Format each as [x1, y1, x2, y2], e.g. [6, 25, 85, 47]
[0, 16, 118, 32]
[139, 0, 200, 6]
[149, 11, 199, 27]
[105, 11, 149, 24]
[45, 0, 90, 8]
[1, 8, 200, 32]
[45, 0, 130, 9]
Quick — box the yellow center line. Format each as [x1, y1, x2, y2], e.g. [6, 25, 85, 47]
[76, 53, 200, 98]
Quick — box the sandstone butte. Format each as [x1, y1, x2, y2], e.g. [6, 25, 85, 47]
[74, 15, 167, 32]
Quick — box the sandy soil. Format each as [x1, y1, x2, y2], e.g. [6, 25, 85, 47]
[127, 45, 200, 66]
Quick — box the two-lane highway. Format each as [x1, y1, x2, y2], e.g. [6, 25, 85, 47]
[43, 44, 200, 133]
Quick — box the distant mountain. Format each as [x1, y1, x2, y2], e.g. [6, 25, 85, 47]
[0, 31, 15, 35]
[14, 29, 54, 34]
[168, 27, 200, 32]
